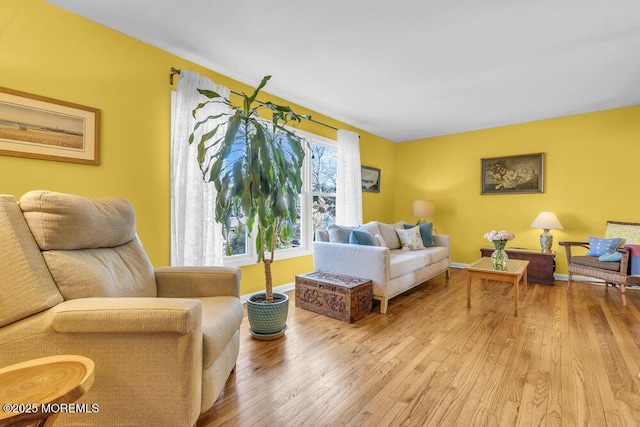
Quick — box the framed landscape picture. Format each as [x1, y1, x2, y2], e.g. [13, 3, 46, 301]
[481, 153, 544, 194]
[361, 165, 380, 193]
[0, 87, 100, 165]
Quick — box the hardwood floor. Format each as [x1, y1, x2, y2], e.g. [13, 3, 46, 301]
[198, 269, 640, 426]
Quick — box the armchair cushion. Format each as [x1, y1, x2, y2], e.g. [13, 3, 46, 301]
[19, 190, 136, 250]
[569, 255, 621, 271]
[44, 239, 157, 300]
[585, 236, 622, 257]
[200, 297, 244, 367]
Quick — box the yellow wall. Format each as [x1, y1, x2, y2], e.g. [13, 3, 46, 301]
[396, 106, 640, 274]
[6, 1, 639, 290]
[1, 0, 397, 295]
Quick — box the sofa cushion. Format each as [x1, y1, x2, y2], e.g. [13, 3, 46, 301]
[19, 190, 136, 250]
[388, 251, 427, 279]
[200, 296, 244, 368]
[376, 221, 407, 250]
[359, 221, 381, 237]
[328, 224, 355, 243]
[0, 195, 63, 327]
[388, 246, 449, 280]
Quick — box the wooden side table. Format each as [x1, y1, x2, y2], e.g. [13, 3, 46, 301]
[481, 247, 555, 285]
[0, 355, 94, 427]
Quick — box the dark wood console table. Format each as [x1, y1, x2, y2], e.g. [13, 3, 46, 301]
[480, 247, 556, 285]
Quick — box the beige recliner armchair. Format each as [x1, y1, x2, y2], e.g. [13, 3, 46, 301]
[0, 190, 243, 426]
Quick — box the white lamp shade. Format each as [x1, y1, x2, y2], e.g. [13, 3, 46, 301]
[530, 211, 564, 230]
[412, 200, 435, 218]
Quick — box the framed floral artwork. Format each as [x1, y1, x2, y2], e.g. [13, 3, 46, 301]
[481, 153, 544, 194]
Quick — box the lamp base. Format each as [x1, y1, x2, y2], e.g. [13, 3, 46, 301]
[539, 230, 553, 253]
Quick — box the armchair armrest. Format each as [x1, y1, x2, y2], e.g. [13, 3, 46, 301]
[559, 241, 590, 260]
[51, 297, 201, 334]
[155, 266, 240, 298]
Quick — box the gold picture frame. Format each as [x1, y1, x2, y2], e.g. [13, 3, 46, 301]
[481, 153, 544, 194]
[0, 87, 100, 165]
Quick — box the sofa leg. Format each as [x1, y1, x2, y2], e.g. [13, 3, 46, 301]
[379, 298, 388, 314]
[446, 268, 450, 279]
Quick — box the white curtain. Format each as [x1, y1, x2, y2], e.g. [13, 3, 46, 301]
[170, 70, 230, 266]
[336, 129, 363, 226]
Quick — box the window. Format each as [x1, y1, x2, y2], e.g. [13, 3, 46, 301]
[222, 129, 337, 267]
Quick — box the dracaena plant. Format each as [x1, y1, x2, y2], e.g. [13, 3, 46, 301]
[189, 76, 308, 303]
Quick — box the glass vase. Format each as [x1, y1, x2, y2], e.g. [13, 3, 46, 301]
[491, 248, 508, 271]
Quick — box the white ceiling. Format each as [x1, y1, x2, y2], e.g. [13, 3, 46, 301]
[47, 0, 640, 142]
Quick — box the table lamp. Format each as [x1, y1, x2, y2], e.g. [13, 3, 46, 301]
[412, 200, 435, 225]
[530, 211, 563, 253]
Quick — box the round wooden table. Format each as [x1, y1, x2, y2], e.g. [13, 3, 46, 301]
[0, 355, 94, 427]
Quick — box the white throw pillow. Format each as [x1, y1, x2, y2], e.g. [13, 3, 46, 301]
[395, 227, 426, 251]
[373, 233, 386, 247]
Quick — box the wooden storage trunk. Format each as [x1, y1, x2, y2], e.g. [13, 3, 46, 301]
[295, 272, 373, 323]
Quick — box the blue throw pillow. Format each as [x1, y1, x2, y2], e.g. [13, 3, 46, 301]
[586, 236, 622, 257]
[404, 223, 436, 247]
[349, 229, 376, 246]
[599, 252, 622, 262]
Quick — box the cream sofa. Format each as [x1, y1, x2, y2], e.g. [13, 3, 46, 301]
[0, 191, 243, 426]
[313, 221, 450, 314]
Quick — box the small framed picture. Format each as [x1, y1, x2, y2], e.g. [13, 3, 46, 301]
[361, 165, 380, 193]
[481, 153, 544, 194]
[0, 86, 100, 165]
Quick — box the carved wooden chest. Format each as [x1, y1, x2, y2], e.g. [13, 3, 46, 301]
[295, 272, 373, 323]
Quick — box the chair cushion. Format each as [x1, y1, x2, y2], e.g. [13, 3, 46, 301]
[570, 255, 621, 272]
[44, 239, 157, 300]
[0, 195, 62, 327]
[19, 190, 136, 250]
[20, 191, 156, 300]
[200, 296, 244, 368]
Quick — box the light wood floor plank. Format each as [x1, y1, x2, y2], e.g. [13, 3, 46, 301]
[198, 269, 640, 426]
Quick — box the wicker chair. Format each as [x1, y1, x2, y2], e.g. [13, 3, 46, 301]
[560, 221, 640, 306]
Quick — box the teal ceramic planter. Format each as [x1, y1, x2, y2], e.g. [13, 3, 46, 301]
[247, 292, 289, 338]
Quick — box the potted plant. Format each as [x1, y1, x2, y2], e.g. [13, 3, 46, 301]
[189, 75, 308, 339]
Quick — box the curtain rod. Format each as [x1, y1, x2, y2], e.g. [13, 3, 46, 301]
[170, 67, 338, 132]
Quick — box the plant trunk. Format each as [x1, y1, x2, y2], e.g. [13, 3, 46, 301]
[263, 258, 274, 303]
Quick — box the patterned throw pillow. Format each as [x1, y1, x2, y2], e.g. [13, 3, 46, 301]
[395, 227, 426, 251]
[403, 222, 436, 247]
[586, 236, 622, 257]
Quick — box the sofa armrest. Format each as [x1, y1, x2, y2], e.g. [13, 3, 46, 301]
[433, 234, 450, 249]
[313, 242, 389, 287]
[155, 266, 240, 298]
[51, 297, 201, 334]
